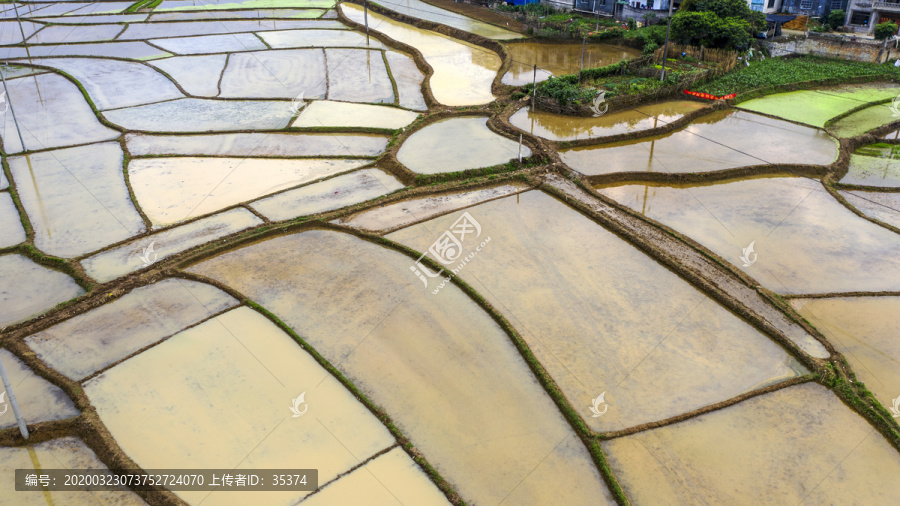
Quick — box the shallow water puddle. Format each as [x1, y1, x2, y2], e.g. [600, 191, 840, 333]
[389, 191, 805, 432]
[85, 306, 396, 504]
[0, 192, 26, 248]
[150, 8, 327, 21]
[561, 109, 837, 175]
[0, 437, 146, 505]
[82, 208, 263, 282]
[0, 64, 46, 80]
[397, 116, 528, 173]
[373, 0, 520, 39]
[509, 100, 706, 141]
[738, 83, 900, 127]
[187, 229, 614, 505]
[26, 23, 123, 44]
[219, 48, 327, 99]
[603, 383, 900, 505]
[126, 132, 388, 157]
[64, 1, 134, 15]
[301, 447, 449, 506]
[27, 278, 238, 379]
[1, 72, 119, 153]
[385, 51, 427, 110]
[129, 157, 368, 225]
[10, 143, 145, 258]
[2, 41, 171, 60]
[502, 41, 639, 86]
[258, 28, 384, 49]
[0, 349, 79, 430]
[36, 57, 183, 110]
[336, 182, 529, 232]
[792, 296, 900, 406]
[840, 189, 900, 229]
[0, 20, 41, 44]
[118, 19, 336, 39]
[291, 100, 418, 129]
[341, 3, 500, 106]
[31, 13, 148, 23]
[149, 33, 268, 55]
[598, 177, 900, 293]
[840, 154, 900, 187]
[149, 54, 227, 97]
[250, 168, 404, 221]
[854, 142, 900, 158]
[14, 2, 91, 18]
[0, 254, 84, 327]
[154, 0, 336, 11]
[103, 98, 295, 131]
[829, 103, 896, 138]
[326, 48, 394, 104]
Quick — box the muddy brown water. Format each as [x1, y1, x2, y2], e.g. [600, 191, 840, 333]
[598, 176, 900, 294]
[85, 306, 398, 505]
[187, 229, 614, 505]
[603, 383, 900, 504]
[561, 109, 837, 175]
[792, 296, 900, 407]
[389, 190, 806, 433]
[509, 100, 706, 141]
[396, 116, 529, 173]
[341, 3, 500, 106]
[502, 41, 640, 86]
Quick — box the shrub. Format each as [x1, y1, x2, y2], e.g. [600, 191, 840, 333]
[642, 41, 659, 55]
[874, 21, 898, 40]
[825, 9, 845, 30]
[672, 0, 764, 49]
[536, 76, 598, 105]
[622, 24, 667, 48]
[626, 17, 637, 30]
[587, 28, 624, 41]
[693, 55, 900, 96]
[671, 11, 752, 49]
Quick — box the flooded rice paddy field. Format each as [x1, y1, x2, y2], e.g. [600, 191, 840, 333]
[0, 0, 898, 504]
[502, 41, 640, 86]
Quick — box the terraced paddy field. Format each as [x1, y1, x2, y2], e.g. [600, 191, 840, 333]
[0, 0, 898, 505]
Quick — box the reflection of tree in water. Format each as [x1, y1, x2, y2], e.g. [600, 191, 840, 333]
[517, 100, 705, 141]
[503, 42, 640, 85]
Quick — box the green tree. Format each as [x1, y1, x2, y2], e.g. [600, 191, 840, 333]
[825, 9, 845, 30]
[874, 21, 898, 40]
[680, 0, 766, 32]
[671, 11, 752, 49]
[673, 0, 764, 49]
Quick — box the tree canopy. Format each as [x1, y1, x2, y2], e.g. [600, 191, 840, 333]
[671, 0, 766, 50]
